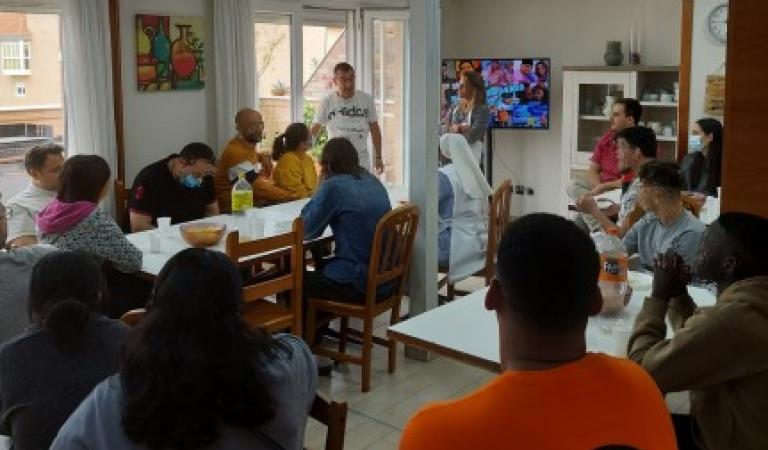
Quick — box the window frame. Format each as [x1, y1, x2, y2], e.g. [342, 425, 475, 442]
[1, 40, 31, 75]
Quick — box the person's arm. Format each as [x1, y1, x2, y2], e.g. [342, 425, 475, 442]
[5, 204, 37, 248]
[300, 182, 338, 240]
[204, 201, 219, 217]
[462, 105, 489, 145]
[369, 121, 384, 174]
[575, 195, 621, 234]
[129, 211, 154, 233]
[587, 162, 603, 187]
[622, 220, 641, 256]
[252, 178, 298, 204]
[92, 211, 142, 273]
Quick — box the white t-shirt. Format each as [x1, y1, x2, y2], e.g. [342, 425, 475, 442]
[313, 90, 378, 170]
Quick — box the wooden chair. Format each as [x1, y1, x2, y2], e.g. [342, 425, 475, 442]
[226, 217, 304, 337]
[118, 309, 348, 450]
[306, 204, 420, 392]
[438, 180, 512, 301]
[114, 179, 131, 232]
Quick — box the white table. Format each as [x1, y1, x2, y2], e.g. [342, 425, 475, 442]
[388, 272, 716, 412]
[127, 185, 409, 278]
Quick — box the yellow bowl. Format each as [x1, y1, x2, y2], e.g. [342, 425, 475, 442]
[179, 222, 227, 247]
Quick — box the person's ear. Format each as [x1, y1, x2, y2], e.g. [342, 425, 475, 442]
[587, 286, 603, 316]
[723, 255, 739, 278]
[485, 278, 503, 312]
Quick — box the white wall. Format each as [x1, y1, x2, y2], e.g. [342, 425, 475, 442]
[120, 0, 216, 183]
[689, 0, 727, 130]
[442, 0, 681, 214]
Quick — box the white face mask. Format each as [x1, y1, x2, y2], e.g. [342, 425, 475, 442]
[689, 135, 703, 152]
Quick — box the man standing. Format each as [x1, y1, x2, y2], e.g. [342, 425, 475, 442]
[310, 62, 384, 174]
[568, 99, 642, 231]
[629, 213, 768, 450]
[129, 143, 219, 232]
[5, 143, 64, 248]
[576, 125, 657, 236]
[401, 214, 676, 450]
[215, 109, 296, 212]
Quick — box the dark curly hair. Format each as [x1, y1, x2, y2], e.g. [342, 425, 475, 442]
[120, 248, 287, 449]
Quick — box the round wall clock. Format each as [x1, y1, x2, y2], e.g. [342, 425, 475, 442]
[708, 3, 728, 44]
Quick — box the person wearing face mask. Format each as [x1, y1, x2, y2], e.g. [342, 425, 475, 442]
[681, 118, 723, 197]
[128, 143, 219, 232]
[214, 108, 297, 212]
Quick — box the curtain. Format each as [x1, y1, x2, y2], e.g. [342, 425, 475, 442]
[60, 0, 117, 214]
[213, 0, 256, 151]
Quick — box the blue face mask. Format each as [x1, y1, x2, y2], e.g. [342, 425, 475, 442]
[689, 135, 703, 152]
[181, 174, 203, 189]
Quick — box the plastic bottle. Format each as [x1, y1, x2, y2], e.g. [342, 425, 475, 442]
[593, 228, 629, 314]
[231, 172, 253, 215]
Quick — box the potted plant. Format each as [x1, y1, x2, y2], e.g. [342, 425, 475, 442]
[271, 81, 289, 96]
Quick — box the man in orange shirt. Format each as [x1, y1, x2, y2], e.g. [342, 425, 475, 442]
[215, 108, 297, 211]
[400, 213, 677, 450]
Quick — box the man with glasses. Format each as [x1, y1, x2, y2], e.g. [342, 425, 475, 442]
[214, 108, 296, 212]
[310, 62, 384, 174]
[576, 126, 657, 236]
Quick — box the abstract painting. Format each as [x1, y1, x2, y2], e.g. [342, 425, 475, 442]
[136, 14, 205, 91]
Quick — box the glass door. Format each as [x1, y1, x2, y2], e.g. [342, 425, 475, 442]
[363, 10, 409, 185]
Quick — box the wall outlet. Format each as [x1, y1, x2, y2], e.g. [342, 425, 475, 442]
[526, 187, 535, 196]
[514, 185, 525, 195]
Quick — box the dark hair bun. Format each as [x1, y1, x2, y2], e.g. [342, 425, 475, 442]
[42, 298, 93, 343]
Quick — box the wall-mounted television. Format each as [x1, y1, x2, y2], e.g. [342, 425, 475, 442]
[441, 58, 551, 130]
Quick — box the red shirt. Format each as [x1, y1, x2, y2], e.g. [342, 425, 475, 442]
[590, 131, 621, 183]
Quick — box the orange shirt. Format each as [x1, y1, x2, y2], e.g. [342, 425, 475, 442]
[400, 353, 676, 450]
[214, 138, 297, 211]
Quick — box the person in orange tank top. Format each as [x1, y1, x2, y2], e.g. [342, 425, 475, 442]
[400, 213, 677, 450]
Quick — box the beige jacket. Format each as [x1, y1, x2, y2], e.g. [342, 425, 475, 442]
[629, 276, 768, 450]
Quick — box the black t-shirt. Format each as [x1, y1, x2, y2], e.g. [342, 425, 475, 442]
[129, 155, 216, 225]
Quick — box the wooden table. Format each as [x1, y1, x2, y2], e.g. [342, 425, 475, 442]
[127, 185, 409, 278]
[388, 272, 716, 412]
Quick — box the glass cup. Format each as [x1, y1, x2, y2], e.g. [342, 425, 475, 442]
[157, 217, 171, 234]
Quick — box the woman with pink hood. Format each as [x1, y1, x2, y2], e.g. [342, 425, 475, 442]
[36, 155, 142, 274]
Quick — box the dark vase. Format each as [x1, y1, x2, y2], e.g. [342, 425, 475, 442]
[604, 41, 624, 66]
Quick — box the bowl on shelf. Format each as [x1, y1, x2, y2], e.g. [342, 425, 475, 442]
[179, 222, 227, 247]
[643, 93, 660, 102]
[660, 93, 674, 103]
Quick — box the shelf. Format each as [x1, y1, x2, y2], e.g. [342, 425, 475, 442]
[579, 115, 608, 121]
[640, 101, 678, 108]
[656, 136, 678, 142]
[563, 65, 680, 72]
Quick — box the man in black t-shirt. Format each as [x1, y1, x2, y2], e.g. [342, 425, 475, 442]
[129, 143, 219, 232]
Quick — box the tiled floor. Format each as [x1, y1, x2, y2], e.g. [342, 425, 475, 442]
[304, 278, 493, 450]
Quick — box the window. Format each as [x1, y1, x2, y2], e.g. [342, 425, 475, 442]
[0, 12, 64, 201]
[255, 14, 292, 151]
[1, 40, 31, 75]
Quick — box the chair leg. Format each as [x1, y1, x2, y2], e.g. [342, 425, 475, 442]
[338, 316, 349, 354]
[447, 282, 456, 301]
[361, 317, 374, 393]
[306, 302, 319, 351]
[388, 303, 400, 374]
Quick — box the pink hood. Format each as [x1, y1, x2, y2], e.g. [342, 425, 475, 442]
[36, 198, 97, 234]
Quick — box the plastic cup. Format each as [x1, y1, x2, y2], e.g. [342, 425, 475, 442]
[148, 231, 162, 253]
[157, 217, 171, 233]
[246, 209, 265, 238]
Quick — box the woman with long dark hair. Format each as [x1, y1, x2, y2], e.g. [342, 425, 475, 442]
[681, 117, 723, 196]
[272, 122, 319, 198]
[52, 248, 316, 450]
[0, 251, 126, 450]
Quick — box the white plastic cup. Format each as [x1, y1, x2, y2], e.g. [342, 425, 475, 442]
[613, 328, 633, 358]
[157, 217, 171, 233]
[148, 231, 162, 253]
[246, 209, 265, 238]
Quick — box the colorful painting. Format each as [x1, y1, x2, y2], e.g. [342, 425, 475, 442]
[136, 14, 205, 91]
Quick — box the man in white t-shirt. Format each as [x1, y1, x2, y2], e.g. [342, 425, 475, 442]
[310, 62, 384, 174]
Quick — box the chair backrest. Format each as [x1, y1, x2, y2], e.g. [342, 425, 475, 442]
[120, 308, 147, 327]
[365, 204, 420, 306]
[226, 218, 304, 332]
[114, 179, 131, 232]
[484, 180, 512, 285]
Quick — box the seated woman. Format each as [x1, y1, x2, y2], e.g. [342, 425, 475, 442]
[681, 118, 722, 197]
[438, 134, 492, 283]
[301, 138, 392, 304]
[51, 248, 317, 450]
[0, 251, 126, 450]
[273, 122, 319, 198]
[37, 155, 142, 273]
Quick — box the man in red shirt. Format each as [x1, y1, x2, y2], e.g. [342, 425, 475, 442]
[568, 98, 642, 231]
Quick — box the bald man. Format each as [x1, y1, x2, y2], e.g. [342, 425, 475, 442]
[214, 109, 297, 211]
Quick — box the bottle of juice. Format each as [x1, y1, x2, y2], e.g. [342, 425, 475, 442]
[593, 227, 629, 314]
[231, 172, 253, 215]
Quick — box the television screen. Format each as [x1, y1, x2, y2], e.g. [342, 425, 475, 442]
[441, 58, 551, 130]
